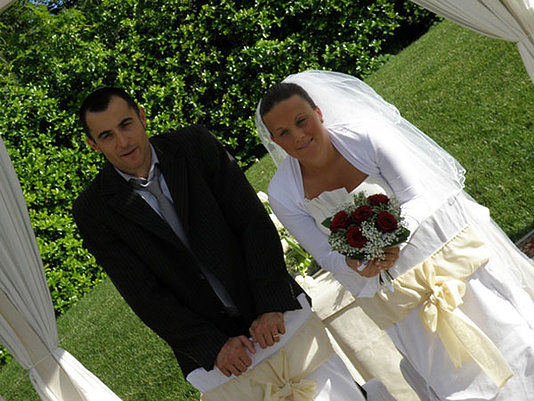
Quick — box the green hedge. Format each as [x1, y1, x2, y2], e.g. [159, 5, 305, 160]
[0, 0, 436, 321]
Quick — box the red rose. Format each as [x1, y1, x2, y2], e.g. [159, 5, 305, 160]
[368, 194, 390, 206]
[346, 226, 368, 248]
[351, 205, 373, 224]
[330, 211, 350, 232]
[376, 211, 398, 233]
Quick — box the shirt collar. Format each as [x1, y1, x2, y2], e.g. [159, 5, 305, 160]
[115, 144, 159, 182]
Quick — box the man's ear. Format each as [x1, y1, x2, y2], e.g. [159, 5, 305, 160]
[85, 136, 102, 153]
[138, 106, 147, 129]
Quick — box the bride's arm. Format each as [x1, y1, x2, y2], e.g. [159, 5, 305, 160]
[269, 193, 379, 296]
[364, 121, 432, 236]
[268, 190, 359, 276]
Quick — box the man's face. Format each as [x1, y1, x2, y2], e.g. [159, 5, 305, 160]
[85, 96, 152, 178]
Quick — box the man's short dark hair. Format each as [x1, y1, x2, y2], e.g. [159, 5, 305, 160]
[259, 82, 317, 120]
[79, 87, 139, 138]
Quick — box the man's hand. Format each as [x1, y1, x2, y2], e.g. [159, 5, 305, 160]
[215, 335, 256, 377]
[249, 312, 285, 349]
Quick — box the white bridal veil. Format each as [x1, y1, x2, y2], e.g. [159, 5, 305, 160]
[255, 70, 466, 207]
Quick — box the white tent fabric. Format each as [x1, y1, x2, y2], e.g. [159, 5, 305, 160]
[0, 0, 14, 13]
[0, 135, 122, 401]
[411, 0, 534, 82]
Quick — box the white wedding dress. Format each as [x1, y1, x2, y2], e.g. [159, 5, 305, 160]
[305, 175, 534, 401]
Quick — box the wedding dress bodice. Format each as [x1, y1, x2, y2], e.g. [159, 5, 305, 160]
[303, 176, 398, 297]
[304, 175, 395, 236]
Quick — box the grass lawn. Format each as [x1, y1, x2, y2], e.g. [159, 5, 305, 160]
[1, 19, 533, 401]
[365, 20, 534, 241]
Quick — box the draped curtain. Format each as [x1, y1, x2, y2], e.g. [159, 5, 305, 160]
[411, 0, 534, 83]
[0, 136, 122, 401]
[0, 0, 13, 13]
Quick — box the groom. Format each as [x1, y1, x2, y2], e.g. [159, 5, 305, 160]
[72, 87, 305, 378]
[72, 88, 364, 399]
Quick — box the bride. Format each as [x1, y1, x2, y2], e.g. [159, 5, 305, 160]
[255, 70, 534, 400]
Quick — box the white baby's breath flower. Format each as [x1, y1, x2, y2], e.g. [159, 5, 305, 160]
[281, 238, 290, 253]
[269, 213, 284, 231]
[256, 191, 269, 204]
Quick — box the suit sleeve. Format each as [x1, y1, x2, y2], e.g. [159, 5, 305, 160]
[192, 127, 302, 314]
[72, 193, 229, 371]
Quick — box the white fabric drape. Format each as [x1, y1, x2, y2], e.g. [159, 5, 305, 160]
[410, 0, 534, 82]
[0, 135, 122, 401]
[0, 0, 14, 13]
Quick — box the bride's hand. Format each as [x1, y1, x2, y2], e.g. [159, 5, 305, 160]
[345, 256, 362, 271]
[349, 258, 381, 277]
[378, 246, 400, 269]
[346, 256, 379, 277]
[346, 246, 400, 277]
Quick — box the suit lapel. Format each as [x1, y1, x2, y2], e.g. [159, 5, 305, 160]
[101, 163, 181, 245]
[154, 140, 190, 235]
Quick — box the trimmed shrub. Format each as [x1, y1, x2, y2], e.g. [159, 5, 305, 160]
[0, 0, 436, 321]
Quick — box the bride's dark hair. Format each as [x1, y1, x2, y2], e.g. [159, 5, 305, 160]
[259, 82, 317, 119]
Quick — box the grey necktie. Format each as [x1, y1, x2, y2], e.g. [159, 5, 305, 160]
[130, 165, 239, 316]
[130, 164, 189, 247]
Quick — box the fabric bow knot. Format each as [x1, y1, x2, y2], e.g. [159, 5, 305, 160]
[357, 226, 513, 388]
[422, 276, 465, 333]
[265, 379, 316, 401]
[418, 260, 512, 387]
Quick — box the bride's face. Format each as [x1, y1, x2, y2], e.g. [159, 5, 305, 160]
[263, 94, 329, 162]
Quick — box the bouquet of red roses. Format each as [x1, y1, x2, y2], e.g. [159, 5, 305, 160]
[322, 192, 410, 285]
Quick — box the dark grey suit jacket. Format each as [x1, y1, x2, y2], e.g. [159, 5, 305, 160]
[73, 125, 304, 376]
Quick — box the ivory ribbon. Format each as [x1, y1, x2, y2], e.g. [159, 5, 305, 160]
[357, 225, 513, 388]
[201, 313, 333, 401]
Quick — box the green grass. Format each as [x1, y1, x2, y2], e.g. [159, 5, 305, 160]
[1, 19, 533, 401]
[365, 20, 534, 240]
[244, 155, 277, 194]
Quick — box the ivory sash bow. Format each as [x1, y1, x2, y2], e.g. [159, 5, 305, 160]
[357, 225, 513, 387]
[201, 313, 333, 401]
